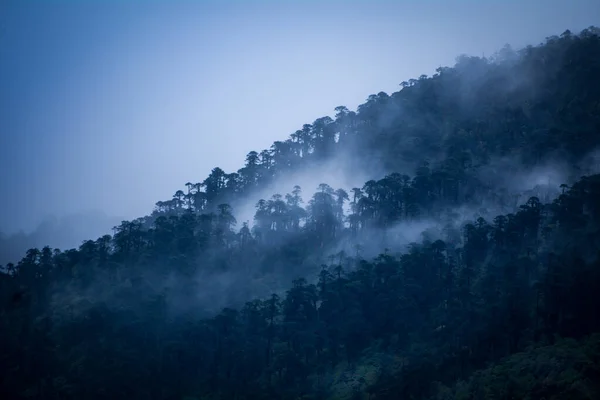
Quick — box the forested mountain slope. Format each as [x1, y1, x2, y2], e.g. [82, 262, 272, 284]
[1, 27, 600, 400]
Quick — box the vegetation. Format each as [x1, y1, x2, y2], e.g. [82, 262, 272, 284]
[2, 27, 600, 399]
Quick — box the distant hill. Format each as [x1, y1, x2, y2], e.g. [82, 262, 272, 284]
[0, 211, 122, 265]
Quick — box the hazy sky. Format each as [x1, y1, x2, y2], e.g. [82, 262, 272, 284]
[1, 0, 598, 234]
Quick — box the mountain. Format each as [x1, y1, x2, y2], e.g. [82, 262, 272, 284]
[1, 26, 600, 400]
[0, 211, 123, 265]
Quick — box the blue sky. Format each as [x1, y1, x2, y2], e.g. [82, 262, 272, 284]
[1, 0, 599, 234]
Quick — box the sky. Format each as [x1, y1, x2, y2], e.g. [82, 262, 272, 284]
[1, 0, 599, 234]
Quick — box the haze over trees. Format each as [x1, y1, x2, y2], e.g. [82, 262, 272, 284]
[2, 27, 600, 399]
[0, 211, 122, 266]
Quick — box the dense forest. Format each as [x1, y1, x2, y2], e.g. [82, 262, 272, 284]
[2, 27, 600, 399]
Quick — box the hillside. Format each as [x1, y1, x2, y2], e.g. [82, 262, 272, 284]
[1, 27, 600, 400]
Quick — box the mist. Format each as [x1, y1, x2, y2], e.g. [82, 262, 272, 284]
[232, 151, 380, 228]
[0, 210, 122, 265]
[6, 18, 596, 318]
[2, 0, 599, 248]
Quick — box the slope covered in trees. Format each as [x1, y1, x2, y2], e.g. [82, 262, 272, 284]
[1, 27, 600, 399]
